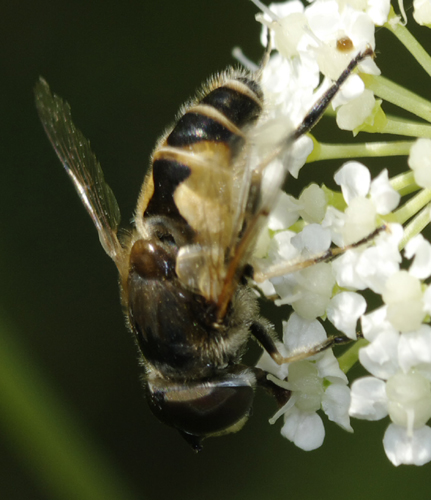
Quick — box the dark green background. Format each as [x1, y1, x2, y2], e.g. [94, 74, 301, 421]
[1, 1, 431, 499]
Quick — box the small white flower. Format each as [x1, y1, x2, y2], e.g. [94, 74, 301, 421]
[257, 314, 351, 450]
[333, 162, 400, 245]
[331, 223, 402, 294]
[350, 324, 431, 465]
[335, 162, 400, 214]
[324, 167, 376, 248]
[304, 1, 379, 80]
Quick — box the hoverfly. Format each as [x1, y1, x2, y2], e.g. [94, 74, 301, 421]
[35, 29, 373, 451]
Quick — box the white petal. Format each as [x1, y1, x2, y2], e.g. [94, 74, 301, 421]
[332, 249, 366, 290]
[405, 234, 431, 280]
[342, 197, 377, 245]
[359, 330, 400, 379]
[291, 224, 331, 256]
[282, 313, 327, 351]
[255, 341, 289, 381]
[352, 224, 402, 294]
[298, 184, 327, 223]
[383, 423, 431, 466]
[289, 263, 335, 320]
[321, 206, 346, 247]
[336, 87, 374, 130]
[327, 291, 366, 339]
[268, 192, 301, 230]
[257, 279, 277, 297]
[334, 161, 371, 204]
[413, 0, 431, 26]
[423, 285, 431, 315]
[369, 169, 401, 215]
[366, 0, 391, 25]
[281, 407, 325, 450]
[332, 74, 365, 109]
[322, 384, 353, 431]
[259, 0, 305, 47]
[273, 230, 299, 261]
[305, 0, 341, 41]
[386, 372, 431, 430]
[408, 138, 431, 189]
[316, 349, 348, 382]
[287, 135, 314, 178]
[349, 377, 388, 420]
[383, 270, 425, 333]
[398, 326, 431, 374]
[361, 305, 397, 342]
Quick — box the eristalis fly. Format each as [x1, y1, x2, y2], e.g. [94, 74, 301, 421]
[35, 29, 373, 451]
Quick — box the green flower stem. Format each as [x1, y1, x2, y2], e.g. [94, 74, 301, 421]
[384, 14, 431, 79]
[307, 139, 413, 162]
[338, 338, 368, 374]
[399, 203, 431, 250]
[382, 117, 431, 138]
[390, 171, 419, 196]
[361, 74, 431, 124]
[392, 188, 431, 225]
[0, 313, 140, 500]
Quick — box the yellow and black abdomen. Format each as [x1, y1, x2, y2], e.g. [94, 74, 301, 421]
[138, 74, 264, 229]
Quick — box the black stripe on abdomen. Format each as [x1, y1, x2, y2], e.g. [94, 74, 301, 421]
[202, 86, 261, 128]
[144, 158, 190, 218]
[167, 113, 234, 147]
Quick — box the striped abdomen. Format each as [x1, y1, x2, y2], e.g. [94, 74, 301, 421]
[141, 74, 264, 225]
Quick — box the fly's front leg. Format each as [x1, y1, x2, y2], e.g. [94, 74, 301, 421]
[292, 46, 375, 141]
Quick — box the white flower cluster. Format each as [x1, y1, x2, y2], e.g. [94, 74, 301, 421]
[248, 0, 431, 466]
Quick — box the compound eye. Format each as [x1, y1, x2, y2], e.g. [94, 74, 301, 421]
[146, 375, 255, 450]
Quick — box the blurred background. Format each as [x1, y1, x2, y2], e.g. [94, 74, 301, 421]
[1, 1, 431, 499]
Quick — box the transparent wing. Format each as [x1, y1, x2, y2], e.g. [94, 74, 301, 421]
[174, 143, 241, 302]
[35, 77, 123, 266]
[212, 138, 291, 317]
[173, 134, 284, 314]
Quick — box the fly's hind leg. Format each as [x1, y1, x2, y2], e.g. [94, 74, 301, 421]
[253, 225, 387, 283]
[249, 321, 356, 410]
[250, 320, 357, 367]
